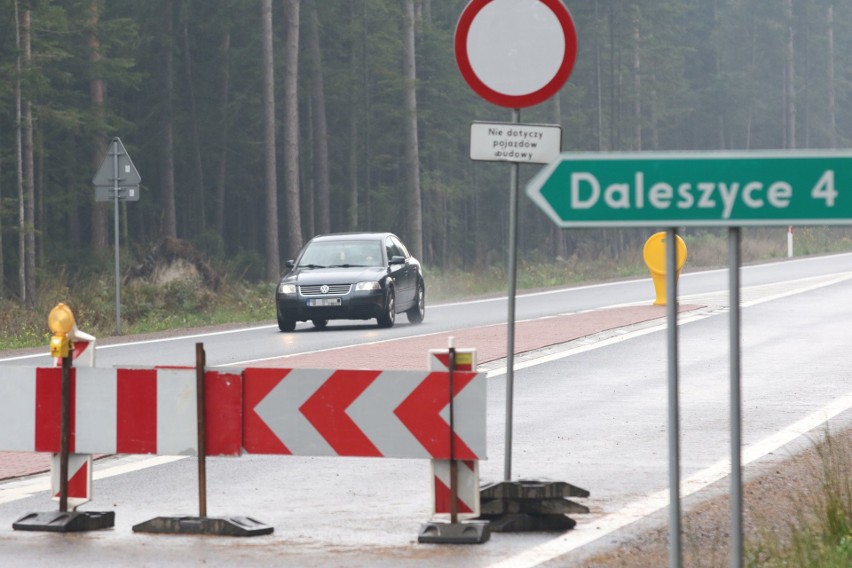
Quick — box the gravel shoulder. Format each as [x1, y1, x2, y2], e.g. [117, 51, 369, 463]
[580, 421, 852, 567]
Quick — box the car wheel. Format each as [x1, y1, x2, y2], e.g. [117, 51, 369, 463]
[312, 318, 328, 330]
[377, 288, 396, 328]
[406, 281, 425, 324]
[278, 312, 296, 332]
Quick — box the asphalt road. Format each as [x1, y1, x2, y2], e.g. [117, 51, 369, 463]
[1, 252, 851, 567]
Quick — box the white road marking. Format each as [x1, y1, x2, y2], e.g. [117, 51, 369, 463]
[0, 455, 187, 505]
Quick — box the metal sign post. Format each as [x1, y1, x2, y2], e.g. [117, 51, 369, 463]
[93, 137, 141, 336]
[665, 228, 682, 568]
[729, 228, 743, 568]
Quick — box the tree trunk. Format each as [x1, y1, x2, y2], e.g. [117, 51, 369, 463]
[21, 4, 36, 307]
[183, 11, 205, 232]
[594, 0, 605, 151]
[0, 120, 4, 297]
[632, 8, 641, 151]
[160, 0, 177, 239]
[308, 1, 330, 235]
[88, 0, 109, 251]
[827, 3, 836, 148]
[214, 28, 230, 235]
[261, 0, 280, 279]
[282, 0, 302, 260]
[347, 21, 359, 233]
[14, 0, 24, 302]
[402, 0, 422, 259]
[784, 0, 796, 149]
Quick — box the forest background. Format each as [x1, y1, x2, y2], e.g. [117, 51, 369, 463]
[2, 0, 852, 337]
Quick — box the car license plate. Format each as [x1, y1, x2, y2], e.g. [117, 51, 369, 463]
[307, 298, 341, 307]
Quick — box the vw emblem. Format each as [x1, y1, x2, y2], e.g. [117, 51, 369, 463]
[320, 285, 330, 294]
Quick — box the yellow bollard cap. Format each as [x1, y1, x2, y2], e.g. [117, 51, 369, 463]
[643, 233, 688, 305]
[643, 232, 687, 275]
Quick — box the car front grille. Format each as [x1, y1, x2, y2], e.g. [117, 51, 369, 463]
[299, 284, 352, 296]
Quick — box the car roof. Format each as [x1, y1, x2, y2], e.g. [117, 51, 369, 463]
[308, 232, 395, 243]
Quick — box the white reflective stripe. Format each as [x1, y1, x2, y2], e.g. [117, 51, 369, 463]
[349, 371, 430, 459]
[442, 373, 487, 459]
[74, 367, 117, 454]
[0, 366, 36, 451]
[257, 368, 335, 456]
[156, 369, 197, 455]
[75, 340, 95, 367]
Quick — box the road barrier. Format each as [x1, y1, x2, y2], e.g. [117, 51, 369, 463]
[2, 341, 486, 538]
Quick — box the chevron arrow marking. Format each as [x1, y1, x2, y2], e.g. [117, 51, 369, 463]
[299, 370, 382, 457]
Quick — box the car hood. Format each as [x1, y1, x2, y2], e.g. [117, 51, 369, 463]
[281, 266, 388, 285]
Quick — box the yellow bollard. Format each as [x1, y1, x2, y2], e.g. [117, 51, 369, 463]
[642, 233, 687, 306]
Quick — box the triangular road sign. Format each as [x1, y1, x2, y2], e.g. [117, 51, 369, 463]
[92, 137, 141, 187]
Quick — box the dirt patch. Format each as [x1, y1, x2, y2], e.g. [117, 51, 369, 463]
[126, 237, 220, 290]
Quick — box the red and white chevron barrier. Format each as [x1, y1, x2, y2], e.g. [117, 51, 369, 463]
[0, 366, 485, 461]
[242, 367, 485, 459]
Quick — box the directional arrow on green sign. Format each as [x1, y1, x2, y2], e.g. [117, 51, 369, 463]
[526, 150, 852, 227]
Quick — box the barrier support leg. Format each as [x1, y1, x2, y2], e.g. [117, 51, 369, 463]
[419, 339, 489, 544]
[13, 352, 115, 532]
[132, 343, 273, 537]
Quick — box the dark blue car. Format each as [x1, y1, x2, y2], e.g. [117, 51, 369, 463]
[275, 232, 426, 331]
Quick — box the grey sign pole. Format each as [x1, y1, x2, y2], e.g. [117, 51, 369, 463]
[93, 137, 141, 336]
[111, 140, 122, 335]
[666, 227, 682, 568]
[729, 227, 744, 568]
[504, 108, 520, 481]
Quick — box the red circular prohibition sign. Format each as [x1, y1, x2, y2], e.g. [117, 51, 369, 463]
[454, 0, 577, 109]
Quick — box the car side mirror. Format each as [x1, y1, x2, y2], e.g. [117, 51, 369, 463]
[389, 256, 405, 265]
[285, 259, 295, 269]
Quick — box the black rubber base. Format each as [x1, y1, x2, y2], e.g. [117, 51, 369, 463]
[418, 521, 490, 544]
[13, 510, 115, 532]
[132, 515, 273, 537]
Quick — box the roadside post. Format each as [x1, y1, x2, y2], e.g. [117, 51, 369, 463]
[50, 323, 97, 511]
[13, 303, 115, 532]
[93, 137, 141, 336]
[526, 149, 852, 568]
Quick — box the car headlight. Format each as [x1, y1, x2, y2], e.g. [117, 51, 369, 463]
[278, 283, 297, 294]
[355, 281, 381, 291]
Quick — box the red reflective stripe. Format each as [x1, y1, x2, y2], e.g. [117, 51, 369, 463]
[205, 371, 242, 456]
[242, 368, 292, 454]
[35, 367, 62, 452]
[300, 370, 382, 457]
[117, 368, 157, 453]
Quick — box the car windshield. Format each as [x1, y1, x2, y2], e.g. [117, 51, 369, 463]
[298, 240, 383, 268]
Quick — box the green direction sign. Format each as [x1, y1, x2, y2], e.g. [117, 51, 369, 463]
[526, 150, 852, 227]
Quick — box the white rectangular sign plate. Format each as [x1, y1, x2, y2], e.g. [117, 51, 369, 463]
[470, 122, 562, 164]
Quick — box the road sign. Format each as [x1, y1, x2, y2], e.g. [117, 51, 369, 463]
[526, 150, 852, 227]
[455, 0, 577, 108]
[92, 137, 141, 189]
[470, 121, 562, 164]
